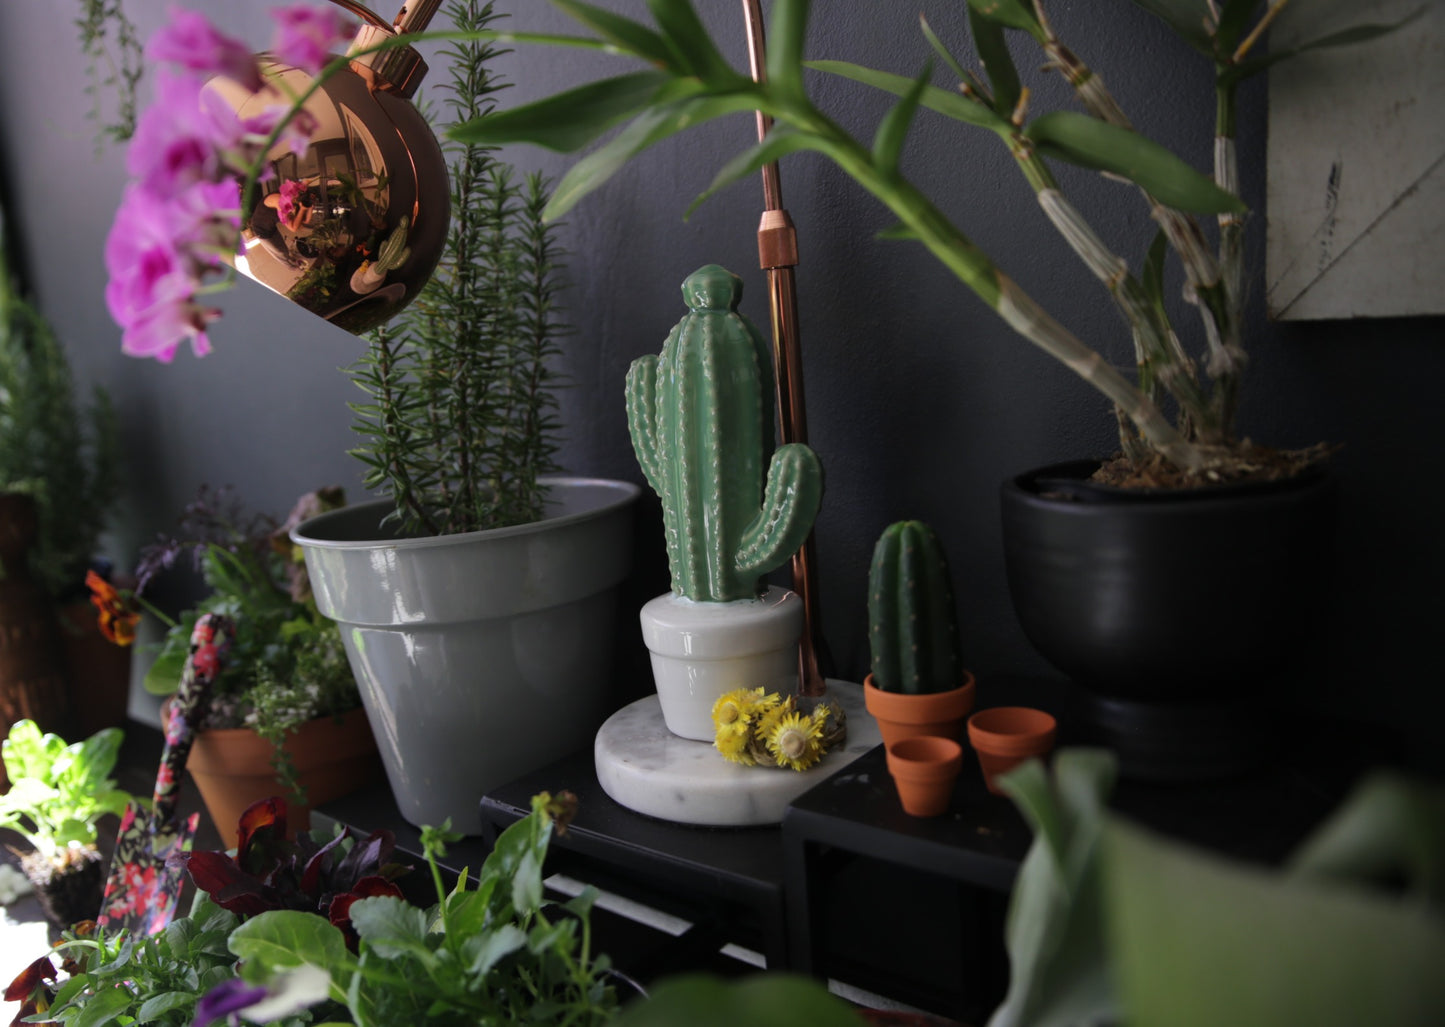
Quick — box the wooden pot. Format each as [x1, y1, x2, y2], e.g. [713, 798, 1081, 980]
[862, 671, 976, 749]
[185, 706, 382, 843]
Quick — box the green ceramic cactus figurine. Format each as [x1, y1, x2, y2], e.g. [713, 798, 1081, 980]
[373, 216, 412, 274]
[868, 520, 964, 694]
[627, 265, 823, 602]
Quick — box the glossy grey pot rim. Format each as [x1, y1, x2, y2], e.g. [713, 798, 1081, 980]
[289, 476, 641, 548]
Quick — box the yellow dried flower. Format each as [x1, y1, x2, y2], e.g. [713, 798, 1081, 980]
[713, 688, 780, 765]
[765, 709, 827, 771]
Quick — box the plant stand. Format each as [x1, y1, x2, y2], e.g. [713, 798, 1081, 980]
[594, 679, 879, 826]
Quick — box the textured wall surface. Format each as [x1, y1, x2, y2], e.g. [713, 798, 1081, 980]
[0, 2, 1439, 764]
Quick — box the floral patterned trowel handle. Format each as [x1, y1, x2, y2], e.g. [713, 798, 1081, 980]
[98, 613, 234, 935]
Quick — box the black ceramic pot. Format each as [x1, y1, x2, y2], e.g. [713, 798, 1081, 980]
[1000, 460, 1337, 780]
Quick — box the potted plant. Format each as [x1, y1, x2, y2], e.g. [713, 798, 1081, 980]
[0, 201, 124, 740]
[626, 264, 824, 742]
[448, 0, 1410, 779]
[93, 485, 379, 835]
[6, 794, 625, 1027]
[96, 2, 641, 833]
[983, 749, 1445, 1027]
[864, 521, 976, 749]
[0, 719, 132, 929]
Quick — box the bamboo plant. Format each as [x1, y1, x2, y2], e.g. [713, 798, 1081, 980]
[349, 0, 566, 536]
[451, 0, 1410, 484]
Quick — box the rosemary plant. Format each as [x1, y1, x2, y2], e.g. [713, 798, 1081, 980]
[453, 0, 1409, 485]
[73, 0, 144, 150]
[349, 0, 565, 537]
[0, 203, 120, 599]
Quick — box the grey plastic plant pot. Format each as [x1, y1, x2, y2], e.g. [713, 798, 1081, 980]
[291, 477, 641, 832]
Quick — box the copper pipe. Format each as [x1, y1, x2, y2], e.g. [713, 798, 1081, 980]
[741, 0, 827, 699]
[325, 0, 393, 30]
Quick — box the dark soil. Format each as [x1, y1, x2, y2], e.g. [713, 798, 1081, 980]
[21, 845, 104, 930]
[1092, 441, 1337, 490]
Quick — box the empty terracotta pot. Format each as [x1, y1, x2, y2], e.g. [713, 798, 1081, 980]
[885, 736, 965, 817]
[864, 671, 977, 749]
[967, 706, 1058, 795]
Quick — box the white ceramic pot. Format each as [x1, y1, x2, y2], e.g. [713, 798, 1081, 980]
[291, 477, 640, 832]
[640, 585, 803, 741]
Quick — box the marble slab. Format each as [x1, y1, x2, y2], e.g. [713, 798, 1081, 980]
[594, 679, 880, 826]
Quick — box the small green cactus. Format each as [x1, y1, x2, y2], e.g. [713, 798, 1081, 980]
[626, 265, 823, 602]
[373, 216, 412, 273]
[867, 520, 963, 694]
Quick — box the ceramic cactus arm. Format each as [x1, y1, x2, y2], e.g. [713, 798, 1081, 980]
[624, 354, 665, 500]
[735, 442, 823, 581]
[626, 264, 823, 602]
[868, 520, 963, 694]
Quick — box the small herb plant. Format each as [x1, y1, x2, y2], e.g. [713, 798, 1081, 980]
[72, 0, 145, 151]
[349, 0, 567, 537]
[94, 485, 359, 802]
[0, 720, 131, 879]
[0, 202, 120, 601]
[210, 792, 622, 1026]
[7, 896, 265, 1027]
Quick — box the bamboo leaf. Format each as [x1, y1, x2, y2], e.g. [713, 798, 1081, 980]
[1126, 0, 1214, 53]
[965, 0, 1043, 37]
[767, 0, 810, 98]
[877, 222, 919, 241]
[1223, 9, 1425, 85]
[687, 125, 812, 216]
[1214, 0, 1262, 55]
[549, 0, 680, 69]
[448, 71, 671, 151]
[807, 60, 1008, 132]
[873, 63, 931, 178]
[919, 14, 976, 88]
[969, 3, 1022, 117]
[1024, 111, 1246, 215]
[544, 90, 763, 219]
[645, 0, 732, 80]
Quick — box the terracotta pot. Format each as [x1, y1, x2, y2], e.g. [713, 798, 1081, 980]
[885, 736, 964, 817]
[185, 707, 383, 842]
[967, 706, 1058, 795]
[863, 671, 976, 749]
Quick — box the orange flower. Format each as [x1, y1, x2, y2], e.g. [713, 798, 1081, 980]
[86, 569, 141, 647]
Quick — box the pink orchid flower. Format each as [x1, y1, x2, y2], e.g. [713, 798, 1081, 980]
[147, 6, 263, 91]
[270, 5, 357, 76]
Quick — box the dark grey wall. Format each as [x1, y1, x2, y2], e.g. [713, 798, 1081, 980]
[0, 2, 1439, 764]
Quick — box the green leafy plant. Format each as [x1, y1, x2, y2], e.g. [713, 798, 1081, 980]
[989, 750, 1445, 1027]
[349, 0, 567, 537]
[0, 720, 131, 881]
[0, 202, 120, 600]
[6, 895, 271, 1027]
[72, 0, 144, 150]
[867, 520, 964, 694]
[453, 0, 1412, 485]
[204, 792, 623, 1025]
[124, 485, 359, 803]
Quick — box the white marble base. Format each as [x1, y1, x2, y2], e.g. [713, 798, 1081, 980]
[594, 679, 880, 826]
